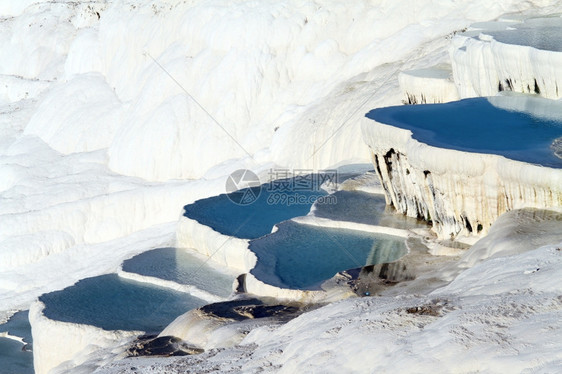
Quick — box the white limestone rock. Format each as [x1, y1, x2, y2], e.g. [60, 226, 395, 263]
[29, 302, 139, 374]
[175, 215, 256, 273]
[398, 65, 460, 104]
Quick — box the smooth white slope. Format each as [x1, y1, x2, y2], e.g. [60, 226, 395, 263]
[24, 73, 124, 153]
[0, 0, 51, 17]
[8, 0, 558, 181]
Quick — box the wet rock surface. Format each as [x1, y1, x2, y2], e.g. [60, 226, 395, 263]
[127, 335, 204, 357]
[325, 235, 462, 297]
[199, 298, 301, 322]
[404, 298, 455, 317]
[336, 260, 415, 296]
[405, 305, 441, 317]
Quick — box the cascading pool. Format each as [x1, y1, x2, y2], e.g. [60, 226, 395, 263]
[481, 17, 562, 52]
[39, 274, 207, 333]
[311, 190, 429, 230]
[186, 180, 419, 291]
[367, 97, 562, 168]
[249, 220, 408, 290]
[121, 247, 236, 298]
[0, 310, 33, 374]
[183, 174, 333, 239]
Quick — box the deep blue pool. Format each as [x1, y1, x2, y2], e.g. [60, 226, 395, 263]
[40, 274, 206, 333]
[366, 97, 562, 168]
[0, 311, 33, 374]
[249, 221, 407, 290]
[184, 174, 335, 239]
[122, 248, 236, 298]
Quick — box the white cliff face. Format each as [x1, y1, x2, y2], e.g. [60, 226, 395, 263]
[175, 216, 256, 273]
[361, 117, 562, 239]
[398, 66, 460, 104]
[240, 272, 341, 302]
[29, 302, 138, 374]
[451, 16, 562, 99]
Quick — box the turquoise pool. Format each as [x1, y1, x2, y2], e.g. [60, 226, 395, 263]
[367, 97, 562, 168]
[249, 221, 407, 290]
[122, 247, 236, 298]
[184, 174, 334, 239]
[312, 190, 428, 230]
[0, 311, 33, 374]
[483, 17, 562, 52]
[40, 274, 206, 333]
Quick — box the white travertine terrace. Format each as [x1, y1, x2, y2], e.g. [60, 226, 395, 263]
[451, 16, 562, 99]
[398, 65, 460, 104]
[29, 302, 139, 374]
[175, 216, 256, 273]
[361, 116, 562, 239]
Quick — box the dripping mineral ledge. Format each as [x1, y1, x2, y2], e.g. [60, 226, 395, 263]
[362, 96, 562, 239]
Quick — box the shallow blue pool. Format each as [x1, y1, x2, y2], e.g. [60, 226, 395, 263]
[366, 97, 562, 168]
[249, 221, 407, 290]
[40, 274, 206, 333]
[184, 174, 334, 239]
[312, 190, 428, 230]
[122, 248, 236, 298]
[0, 311, 33, 374]
[481, 17, 562, 52]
